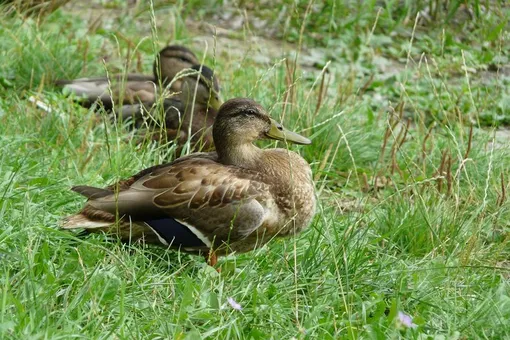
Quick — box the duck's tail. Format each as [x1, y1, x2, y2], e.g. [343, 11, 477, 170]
[62, 213, 167, 246]
[61, 213, 111, 230]
[62, 185, 121, 230]
[61, 186, 164, 245]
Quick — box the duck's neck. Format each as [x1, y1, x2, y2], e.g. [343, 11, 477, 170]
[181, 83, 205, 117]
[183, 97, 195, 116]
[216, 141, 263, 169]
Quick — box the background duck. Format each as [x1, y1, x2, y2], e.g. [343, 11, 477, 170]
[120, 64, 222, 152]
[62, 98, 316, 266]
[56, 45, 200, 110]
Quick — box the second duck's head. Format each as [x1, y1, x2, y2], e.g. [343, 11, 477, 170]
[153, 45, 200, 85]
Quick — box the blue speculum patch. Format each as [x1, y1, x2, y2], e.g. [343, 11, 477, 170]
[145, 218, 207, 247]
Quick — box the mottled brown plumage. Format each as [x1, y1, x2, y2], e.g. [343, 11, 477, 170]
[56, 45, 200, 109]
[58, 45, 222, 151]
[119, 65, 222, 152]
[62, 98, 316, 263]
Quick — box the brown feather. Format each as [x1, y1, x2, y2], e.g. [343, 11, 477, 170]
[72, 186, 113, 199]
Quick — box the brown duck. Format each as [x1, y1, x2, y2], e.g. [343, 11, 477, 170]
[56, 45, 200, 110]
[62, 98, 316, 266]
[119, 64, 222, 152]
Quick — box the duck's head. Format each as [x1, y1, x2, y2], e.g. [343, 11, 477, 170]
[153, 45, 200, 84]
[181, 65, 222, 111]
[213, 98, 311, 165]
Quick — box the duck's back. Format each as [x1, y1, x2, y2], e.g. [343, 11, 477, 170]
[57, 74, 157, 109]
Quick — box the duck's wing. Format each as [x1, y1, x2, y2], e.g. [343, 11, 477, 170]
[80, 157, 272, 247]
[56, 74, 155, 86]
[105, 153, 215, 192]
[56, 74, 157, 108]
[151, 160, 271, 244]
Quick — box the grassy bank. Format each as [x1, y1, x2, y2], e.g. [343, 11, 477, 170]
[0, 1, 509, 338]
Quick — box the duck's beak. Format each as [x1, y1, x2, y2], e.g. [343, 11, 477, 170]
[209, 92, 223, 111]
[266, 118, 311, 145]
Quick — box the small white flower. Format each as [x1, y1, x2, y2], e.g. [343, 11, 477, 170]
[397, 311, 417, 328]
[227, 297, 242, 311]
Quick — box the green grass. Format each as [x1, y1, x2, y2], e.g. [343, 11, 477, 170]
[1, 0, 509, 338]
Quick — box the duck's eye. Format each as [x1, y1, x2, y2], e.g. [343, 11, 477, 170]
[277, 125, 283, 131]
[245, 109, 258, 116]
